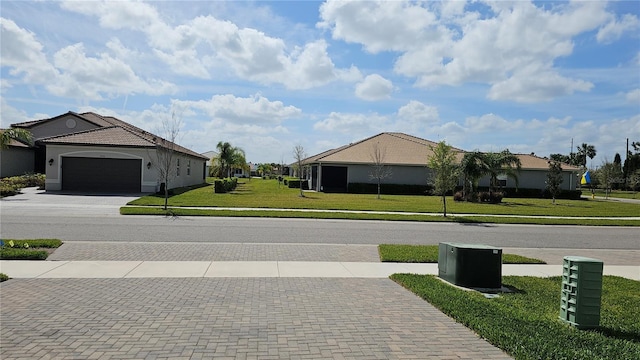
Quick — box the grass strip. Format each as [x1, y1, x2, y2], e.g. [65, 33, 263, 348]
[120, 206, 640, 226]
[0, 239, 62, 260]
[2, 239, 63, 248]
[378, 244, 546, 264]
[391, 274, 640, 360]
[0, 248, 48, 260]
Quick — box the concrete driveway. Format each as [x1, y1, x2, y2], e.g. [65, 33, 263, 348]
[0, 187, 143, 216]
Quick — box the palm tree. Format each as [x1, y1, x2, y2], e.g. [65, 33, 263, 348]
[0, 128, 33, 149]
[459, 151, 485, 201]
[576, 143, 596, 168]
[481, 150, 522, 194]
[212, 141, 246, 178]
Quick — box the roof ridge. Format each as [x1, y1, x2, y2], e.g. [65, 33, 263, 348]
[37, 126, 123, 141]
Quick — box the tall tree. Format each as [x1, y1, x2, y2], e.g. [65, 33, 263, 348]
[428, 141, 459, 217]
[597, 159, 623, 199]
[576, 143, 596, 168]
[293, 145, 306, 197]
[546, 160, 563, 205]
[0, 128, 33, 149]
[481, 150, 522, 194]
[368, 142, 392, 199]
[623, 141, 640, 190]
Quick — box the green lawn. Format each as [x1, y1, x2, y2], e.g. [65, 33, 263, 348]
[126, 179, 640, 223]
[592, 190, 640, 200]
[378, 244, 546, 264]
[129, 179, 639, 217]
[391, 274, 640, 360]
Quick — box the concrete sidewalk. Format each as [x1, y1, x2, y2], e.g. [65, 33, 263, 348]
[2, 260, 638, 280]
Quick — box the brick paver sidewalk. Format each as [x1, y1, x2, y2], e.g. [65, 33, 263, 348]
[0, 241, 518, 359]
[1, 278, 511, 359]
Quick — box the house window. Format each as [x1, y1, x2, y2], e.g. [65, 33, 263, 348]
[176, 158, 180, 176]
[187, 160, 191, 175]
[498, 179, 507, 187]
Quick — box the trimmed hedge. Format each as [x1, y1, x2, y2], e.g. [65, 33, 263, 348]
[348, 183, 433, 195]
[495, 187, 583, 200]
[214, 178, 238, 193]
[0, 173, 45, 197]
[286, 179, 309, 190]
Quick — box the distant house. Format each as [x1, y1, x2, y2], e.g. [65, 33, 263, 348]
[6, 111, 207, 193]
[201, 150, 218, 177]
[302, 132, 580, 193]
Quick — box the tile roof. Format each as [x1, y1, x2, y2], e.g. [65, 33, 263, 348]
[40, 126, 155, 147]
[304, 132, 581, 171]
[304, 132, 465, 166]
[14, 111, 206, 159]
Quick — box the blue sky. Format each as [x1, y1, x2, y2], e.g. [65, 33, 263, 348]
[2, 0, 639, 165]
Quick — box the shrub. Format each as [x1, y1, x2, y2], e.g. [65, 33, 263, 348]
[0, 273, 9, 282]
[214, 178, 238, 193]
[287, 180, 309, 190]
[453, 191, 464, 202]
[477, 191, 504, 203]
[0, 173, 46, 196]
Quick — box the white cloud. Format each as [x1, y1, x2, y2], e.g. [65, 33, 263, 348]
[49, 43, 175, 100]
[61, 2, 359, 90]
[320, 1, 613, 102]
[397, 101, 439, 124]
[318, 0, 439, 53]
[0, 17, 59, 84]
[625, 88, 640, 103]
[597, 14, 640, 44]
[355, 74, 393, 101]
[173, 94, 301, 125]
[313, 112, 389, 135]
[487, 67, 594, 103]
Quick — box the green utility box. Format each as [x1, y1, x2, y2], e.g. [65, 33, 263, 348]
[438, 242, 502, 289]
[559, 256, 603, 329]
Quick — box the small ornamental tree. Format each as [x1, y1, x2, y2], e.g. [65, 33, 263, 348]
[154, 112, 182, 210]
[293, 145, 306, 197]
[546, 160, 563, 204]
[369, 142, 392, 199]
[428, 141, 459, 217]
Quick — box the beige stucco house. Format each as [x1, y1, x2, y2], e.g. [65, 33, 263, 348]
[302, 132, 580, 193]
[8, 111, 207, 193]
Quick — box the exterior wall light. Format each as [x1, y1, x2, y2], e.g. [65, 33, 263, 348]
[147, 161, 152, 169]
[48, 158, 54, 166]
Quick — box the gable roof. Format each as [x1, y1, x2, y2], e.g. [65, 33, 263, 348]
[14, 111, 206, 160]
[304, 132, 581, 172]
[304, 132, 465, 166]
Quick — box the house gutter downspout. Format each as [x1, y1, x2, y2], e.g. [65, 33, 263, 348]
[317, 162, 322, 192]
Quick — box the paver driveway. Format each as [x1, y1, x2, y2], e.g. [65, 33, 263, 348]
[1, 277, 511, 359]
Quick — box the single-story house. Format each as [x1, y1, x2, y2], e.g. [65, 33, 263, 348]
[0, 137, 35, 178]
[302, 132, 580, 193]
[7, 111, 207, 193]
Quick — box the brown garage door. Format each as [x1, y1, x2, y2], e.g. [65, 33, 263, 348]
[62, 157, 141, 193]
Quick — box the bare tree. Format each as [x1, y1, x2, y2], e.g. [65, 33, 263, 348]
[369, 142, 392, 199]
[293, 145, 306, 197]
[154, 112, 182, 210]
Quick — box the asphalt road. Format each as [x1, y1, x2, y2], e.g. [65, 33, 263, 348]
[1, 188, 639, 249]
[2, 213, 639, 249]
